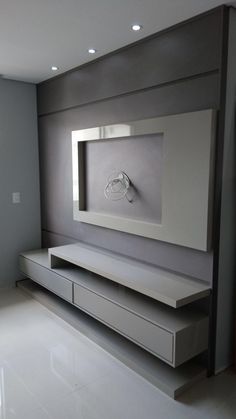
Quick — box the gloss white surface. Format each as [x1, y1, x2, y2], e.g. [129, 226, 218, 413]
[71, 110, 216, 251]
[0, 288, 236, 419]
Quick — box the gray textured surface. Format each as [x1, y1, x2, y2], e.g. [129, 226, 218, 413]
[85, 134, 163, 223]
[0, 78, 41, 288]
[38, 72, 218, 283]
[215, 8, 236, 372]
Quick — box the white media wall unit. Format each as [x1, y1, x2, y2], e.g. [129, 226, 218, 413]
[35, 5, 236, 396]
[19, 242, 210, 397]
[72, 109, 216, 251]
[19, 108, 215, 397]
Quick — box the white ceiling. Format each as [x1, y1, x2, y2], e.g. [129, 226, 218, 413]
[0, 0, 233, 84]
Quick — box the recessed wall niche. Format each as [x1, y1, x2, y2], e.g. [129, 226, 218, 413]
[85, 133, 163, 224]
[72, 109, 216, 251]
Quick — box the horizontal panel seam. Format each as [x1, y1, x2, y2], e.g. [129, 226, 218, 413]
[38, 69, 219, 118]
[41, 228, 78, 243]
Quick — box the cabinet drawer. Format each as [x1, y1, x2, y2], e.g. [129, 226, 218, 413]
[19, 256, 72, 303]
[74, 284, 173, 364]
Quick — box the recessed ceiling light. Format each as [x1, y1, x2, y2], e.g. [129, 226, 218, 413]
[131, 24, 142, 31]
[51, 66, 59, 71]
[88, 48, 96, 54]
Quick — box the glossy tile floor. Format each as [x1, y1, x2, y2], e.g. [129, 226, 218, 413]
[0, 289, 236, 419]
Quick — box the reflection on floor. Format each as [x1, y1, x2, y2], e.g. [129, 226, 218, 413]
[0, 288, 235, 419]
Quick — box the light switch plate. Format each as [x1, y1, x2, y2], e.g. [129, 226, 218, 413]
[12, 192, 21, 204]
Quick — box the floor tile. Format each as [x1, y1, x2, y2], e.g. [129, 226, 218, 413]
[0, 360, 42, 418]
[0, 288, 236, 419]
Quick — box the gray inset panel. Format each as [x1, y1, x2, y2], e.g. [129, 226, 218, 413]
[85, 134, 163, 223]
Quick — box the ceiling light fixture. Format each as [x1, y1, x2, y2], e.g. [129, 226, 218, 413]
[88, 48, 96, 54]
[51, 66, 59, 71]
[131, 24, 142, 31]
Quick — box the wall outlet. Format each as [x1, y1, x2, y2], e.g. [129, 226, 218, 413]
[12, 192, 21, 204]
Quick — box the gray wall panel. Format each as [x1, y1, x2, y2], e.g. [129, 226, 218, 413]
[215, 8, 236, 372]
[37, 9, 223, 115]
[38, 73, 220, 133]
[0, 79, 41, 288]
[42, 230, 78, 247]
[38, 73, 218, 283]
[85, 134, 163, 223]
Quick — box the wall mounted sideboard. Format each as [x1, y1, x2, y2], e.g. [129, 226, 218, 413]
[19, 242, 210, 396]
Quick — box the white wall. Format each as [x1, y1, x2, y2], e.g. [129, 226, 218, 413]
[0, 78, 41, 288]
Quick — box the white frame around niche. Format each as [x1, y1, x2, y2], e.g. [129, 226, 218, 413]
[72, 109, 216, 251]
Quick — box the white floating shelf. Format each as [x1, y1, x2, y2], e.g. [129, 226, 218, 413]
[48, 242, 210, 308]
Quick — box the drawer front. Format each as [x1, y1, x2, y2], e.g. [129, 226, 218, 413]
[19, 256, 72, 303]
[74, 284, 173, 364]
